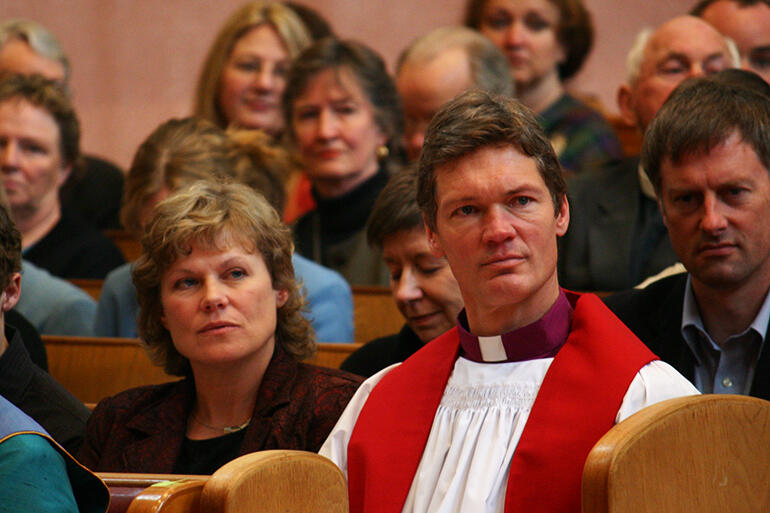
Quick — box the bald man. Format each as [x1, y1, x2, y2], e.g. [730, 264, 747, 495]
[559, 16, 738, 292]
[395, 26, 513, 161]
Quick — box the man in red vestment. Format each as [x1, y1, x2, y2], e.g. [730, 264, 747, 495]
[320, 90, 697, 513]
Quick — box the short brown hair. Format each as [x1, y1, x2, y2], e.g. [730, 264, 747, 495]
[642, 71, 770, 193]
[0, 73, 80, 171]
[417, 90, 565, 231]
[464, 0, 593, 80]
[193, 1, 311, 128]
[133, 180, 314, 376]
[283, 38, 404, 160]
[367, 166, 422, 248]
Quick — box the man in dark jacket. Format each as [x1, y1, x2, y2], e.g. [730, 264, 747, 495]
[605, 70, 770, 400]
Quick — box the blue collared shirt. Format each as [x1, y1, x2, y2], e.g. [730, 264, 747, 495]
[680, 275, 768, 394]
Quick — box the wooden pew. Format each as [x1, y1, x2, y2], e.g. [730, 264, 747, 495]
[100, 451, 346, 513]
[200, 450, 347, 513]
[105, 229, 143, 263]
[42, 335, 361, 404]
[69, 278, 103, 301]
[99, 473, 207, 513]
[352, 285, 403, 343]
[43, 335, 173, 404]
[583, 395, 770, 512]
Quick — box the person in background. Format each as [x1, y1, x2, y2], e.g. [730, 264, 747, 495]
[0, 394, 108, 513]
[0, 201, 90, 454]
[320, 90, 697, 513]
[692, 0, 770, 83]
[95, 117, 353, 342]
[193, 1, 310, 136]
[284, 38, 404, 286]
[465, 0, 623, 175]
[0, 73, 124, 279]
[80, 181, 362, 474]
[341, 167, 463, 377]
[396, 26, 513, 161]
[193, 1, 314, 222]
[605, 71, 770, 400]
[0, 18, 124, 230]
[558, 15, 738, 292]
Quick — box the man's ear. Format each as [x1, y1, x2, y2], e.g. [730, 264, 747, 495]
[424, 216, 445, 258]
[1, 272, 21, 312]
[617, 84, 639, 128]
[555, 195, 570, 237]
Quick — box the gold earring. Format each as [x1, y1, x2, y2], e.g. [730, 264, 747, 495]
[376, 145, 389, 159]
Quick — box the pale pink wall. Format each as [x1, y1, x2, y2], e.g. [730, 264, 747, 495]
[2, 0, 691, 170]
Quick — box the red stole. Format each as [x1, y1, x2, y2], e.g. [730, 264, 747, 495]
[347, 292, 657, 513]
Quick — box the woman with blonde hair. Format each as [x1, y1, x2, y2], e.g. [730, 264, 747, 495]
[193, 1, 311, 136]
[80, 181, 361, 474]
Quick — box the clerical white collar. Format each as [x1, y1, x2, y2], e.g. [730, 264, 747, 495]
[457, 290, 573, 363]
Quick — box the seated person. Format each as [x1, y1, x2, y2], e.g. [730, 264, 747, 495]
[0, 394, 108, 513]
[558, 15, 737, 291]
[94, 117, 353, 342]
[465, 0, 623, 175]
[341, 167, 463, 377]
[396, 26, 513, 161]
[605, 70, 770, 399]
[0, 18, 124, 229]
[0, 200, 91, 454]
[284, 38, 404, 286]
[79, 181, 362, 473]
[0, 73, 124, 279]
[320, 90, 697, 513]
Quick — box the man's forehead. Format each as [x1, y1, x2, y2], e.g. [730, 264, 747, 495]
[433, 145, 543, 196]
[660, 133, 768, 184]
[644, 17, 728, 67]
[399, 48, 472, 102]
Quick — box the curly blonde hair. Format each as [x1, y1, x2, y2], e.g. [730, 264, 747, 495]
[133, 180, 315, 376]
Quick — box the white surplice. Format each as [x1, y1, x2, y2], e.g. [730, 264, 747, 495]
[320, 356, 699, 513]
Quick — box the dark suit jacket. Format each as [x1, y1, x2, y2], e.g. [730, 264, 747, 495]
[604, 273, 770, 400]
[559, 157, 677, 292]
[78, 346, 363, 472]
[0, 325, 90, 454]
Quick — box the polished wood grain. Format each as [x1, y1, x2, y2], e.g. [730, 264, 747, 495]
[199, 450, 348, 513]
[582, 394, 770, 513]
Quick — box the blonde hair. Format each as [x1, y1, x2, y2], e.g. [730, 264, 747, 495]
[133, 180, 314, 376]
[193, 1, 311, 128]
